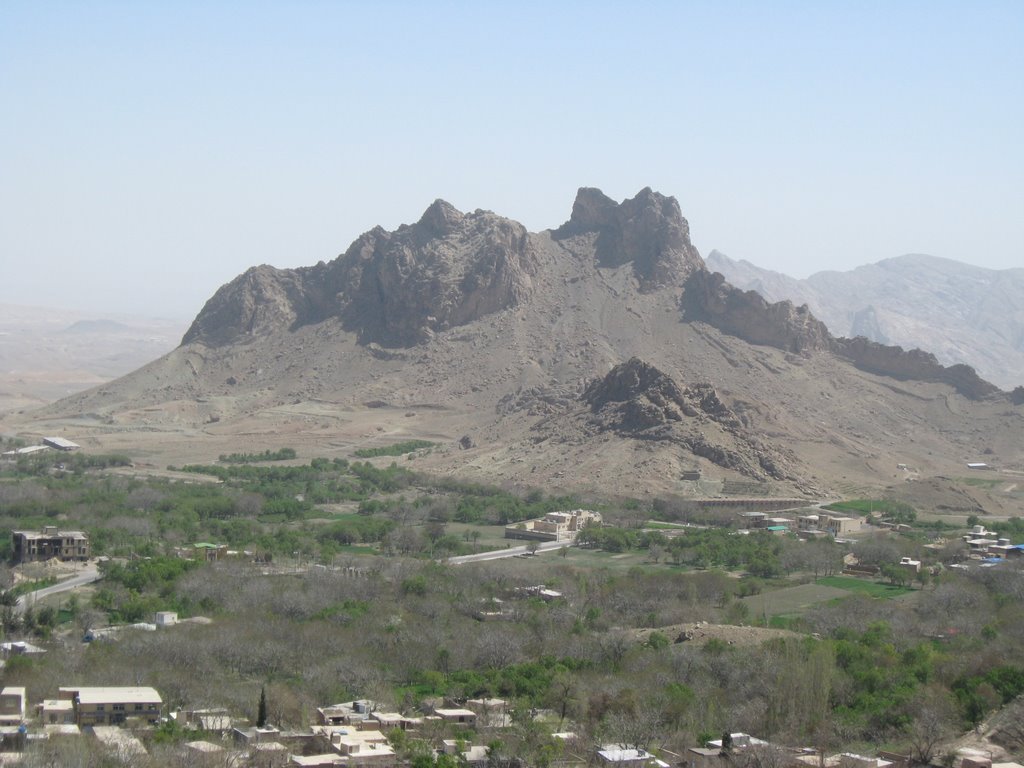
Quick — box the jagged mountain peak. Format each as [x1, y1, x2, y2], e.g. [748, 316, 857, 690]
[554, 186, 703, 289]
[415, 198, 465, 235]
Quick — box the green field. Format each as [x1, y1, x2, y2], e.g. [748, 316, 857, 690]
[742, 582, 849, 619]
[743, 575, 913, 620]
[816, 575, 913, 597]
[824, 499, 913, 516]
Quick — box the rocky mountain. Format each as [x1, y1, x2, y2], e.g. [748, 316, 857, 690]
[706, 251, 1024, 390]
[15, 188, 1024, 499]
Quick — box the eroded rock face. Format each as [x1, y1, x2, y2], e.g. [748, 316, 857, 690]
[183, 200, 537, 348]
[833, 337, 1001, 400]
[182, 264, 333, 346]
[681, 269, 832, 354]
[554, 187, 703, 289]
[328, 201, 537, 346]
[581, 358, 792, 480]
[681, 269, 1000, 400]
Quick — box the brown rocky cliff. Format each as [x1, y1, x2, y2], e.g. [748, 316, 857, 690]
[554, 187, 704, 289]
[181, 200, 537, 348]
[681, 269, 832, 353]
[580, 358, 794, 480]
[832, 336, 1000, 399]
[681, 269, 1001, 400]
[329, 200, 537, 346]
[182, 264, 333, 346]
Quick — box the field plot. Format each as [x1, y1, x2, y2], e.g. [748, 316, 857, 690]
[742, 582, 849, 619]
[815, 575, 913, 597]
[745, 575, 914, 622]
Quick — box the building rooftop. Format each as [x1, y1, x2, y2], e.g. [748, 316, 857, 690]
[40, 700, 73, 711]
[64, 686, 162, 705]
[185, 740, 224, 753]
[13, 529, 87, 540]
[42, 437, 80, 450]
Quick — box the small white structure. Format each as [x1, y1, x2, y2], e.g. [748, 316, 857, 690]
[899, 557, 921, 573]
[154, 611, 178, 627]
[597, 744, 667, 767]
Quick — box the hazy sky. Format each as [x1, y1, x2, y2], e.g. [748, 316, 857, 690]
[2, 2, 1022, 319]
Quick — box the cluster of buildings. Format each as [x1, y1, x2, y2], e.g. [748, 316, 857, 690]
[960, 525, 1024, 561]
[686, 732, 1024, 768]
[737, 510, 862, 538]
[504, 509, 602, 542]
[0, 686, 700, 767]
[0, 437, 80, 458]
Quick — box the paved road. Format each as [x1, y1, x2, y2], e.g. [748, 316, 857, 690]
[445, 539, 572, 565]
[15, 566, 101, 614]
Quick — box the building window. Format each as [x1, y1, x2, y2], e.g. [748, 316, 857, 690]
[134, 704, 144, 711]
[113, 704, 125, 711]
[96, 705, 105, 711]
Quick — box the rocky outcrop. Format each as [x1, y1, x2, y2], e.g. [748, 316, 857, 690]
[680, 269, 832, 354]
[708, 250, 1024, 391]
[328, 201, 537, 346]
[681, 269, 1001, 400]
[581, 358, 791, 480]
[182, 264, 333, 346]
[183, 200, 537, 348]
[554, 187, 703, 289]
[832, 337, 1001, 399]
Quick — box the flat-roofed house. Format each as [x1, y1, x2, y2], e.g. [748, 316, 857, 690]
[433, 708, 477, 728]
[40, 699, 75, 725]
[12, 526, 89, 563]
[59, 686, 162, 726]
[0, 687, 25, 725]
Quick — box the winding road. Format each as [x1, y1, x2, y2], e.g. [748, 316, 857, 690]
[15, 565, 101, 614]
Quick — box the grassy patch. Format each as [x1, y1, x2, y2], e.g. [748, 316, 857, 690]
[353, 440, 435, 458]
[742, 582, 849, 617]
[824, 499, 912, 516]
[816, 575, 912, 597]
[219, 448, 297, 463]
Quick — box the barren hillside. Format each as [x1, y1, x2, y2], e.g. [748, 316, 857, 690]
[7, 189, 1023, 503]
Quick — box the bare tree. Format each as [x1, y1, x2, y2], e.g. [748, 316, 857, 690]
[906, 688, 957, 765]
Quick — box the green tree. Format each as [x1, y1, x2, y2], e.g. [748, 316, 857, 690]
[257, 687, 268, 728]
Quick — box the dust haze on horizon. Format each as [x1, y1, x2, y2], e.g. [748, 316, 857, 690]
[2, 2, 1021, 320]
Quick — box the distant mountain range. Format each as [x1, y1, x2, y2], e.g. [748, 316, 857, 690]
[706, 252, 1024, 390]
[0, 304, 184, 411]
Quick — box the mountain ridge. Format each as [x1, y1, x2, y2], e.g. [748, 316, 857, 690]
[15, 188, 1022, 498]
[706, 250, 1024, 390]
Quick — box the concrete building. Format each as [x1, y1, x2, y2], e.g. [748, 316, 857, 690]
[0, 688, 26, 726]
[154, 611, 178, 627]
[59, 686, 162, 726]
[432, 708, 477, 727]
[824, 516, 860, 537]
[40, 699, 75, 725]
[504, 509, 602, 542]
[12, 526, 89, 563]
[597, 744, 667, 767]
[898, 557, 921, 574]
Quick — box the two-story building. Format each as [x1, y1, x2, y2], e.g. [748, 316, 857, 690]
[12, 526, 89, 563]
[59, 686, 162, 726]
